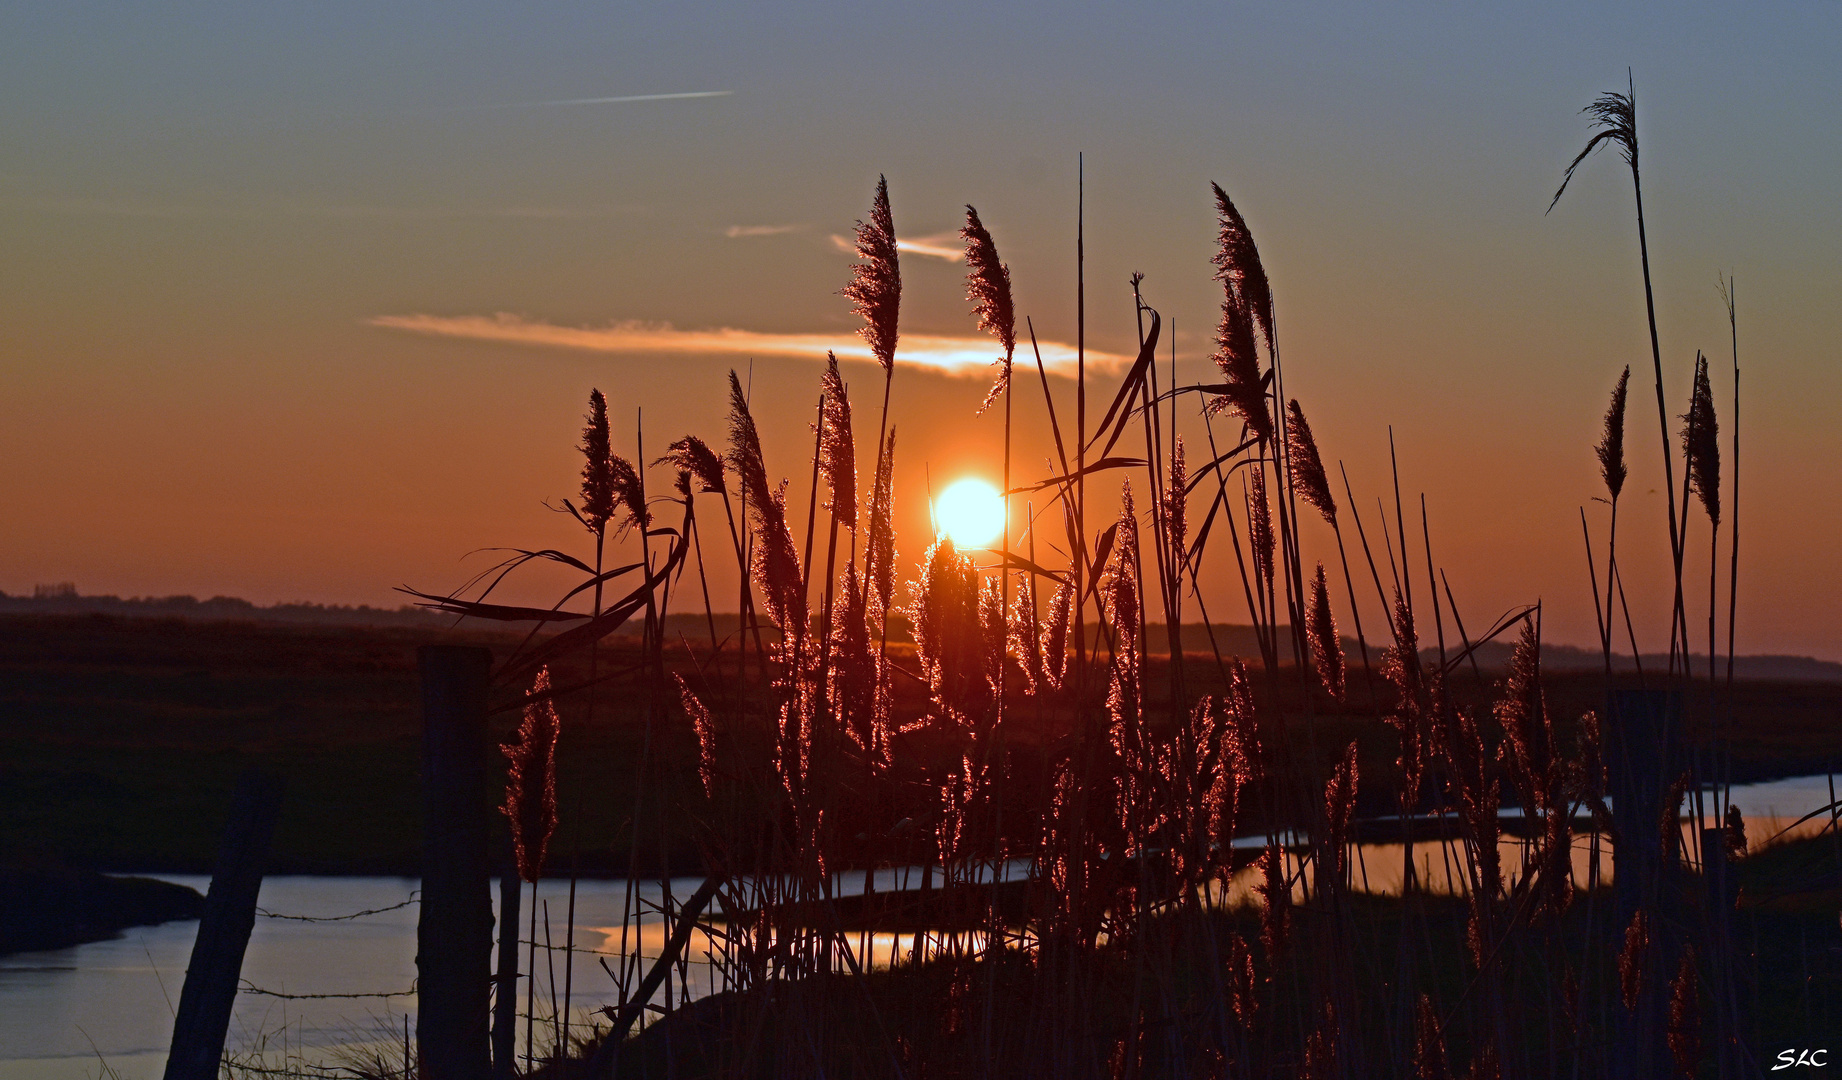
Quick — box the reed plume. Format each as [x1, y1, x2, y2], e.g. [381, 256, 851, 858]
[1040, 576, 1072, 690]
[961, 205, 1016, 413]
[609, 453, 649, 533]
[1163, 437, 1188, 565]
[1307, 562, 1345, 702]
[864, 427, 898, 628]
[1286, 400, 1337, 526]
[1413, 994, 1451, 1080]
[911, 537, 989, 721]
[503, 667, 560, 883]
[578, 389, 616, 533]
[657, 435, 725, 494]
[843, 175, 901, 373]
[1259, 840, 1290, 960]
[1667, 946, 1700, 1078]
[1105, 482, 1142, 654]
[829, 561, 877, 748]
[726, 371, 805, 634]
[1550, 80, 1639, 212]
[1495, 620, 1550, 817]
[1619, 909, 1650, 1012]
[1209, 184, 1274, 441]
[1598, 367, 1630, 500]
[1248, 465, 1275, 595]
[1683, 352, 1720, 525]
[1009, 571, 1042, 694]
[819, 353, 858, 530]
[1210, 182, 1275, 352]
[1724, 803, 1747, 859]
[675, 675, 719, 800]
[1323, 740, 1360, 889]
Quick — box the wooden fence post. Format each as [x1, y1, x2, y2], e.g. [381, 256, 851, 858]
[493, 844, 522, 1080]
[163, 767, 284, 1080]
[1607, 688, 1681, 1080]
[418, 645, 495, 1080]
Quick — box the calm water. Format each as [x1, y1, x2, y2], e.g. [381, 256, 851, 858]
[3, 775, 1836, 1079]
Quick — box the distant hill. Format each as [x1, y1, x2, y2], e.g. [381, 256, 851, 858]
[0, 586, 444, 629]
[7, 589, 1837, 684]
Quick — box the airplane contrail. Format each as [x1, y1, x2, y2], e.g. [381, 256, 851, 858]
[481, 90, 733, 110]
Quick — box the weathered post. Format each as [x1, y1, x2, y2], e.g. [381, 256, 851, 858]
[492, 841, 522, 1080]
[1607, 688, 1681, 1080]
[163, 768, 284, 1080]
[418, 645, 495, 1080]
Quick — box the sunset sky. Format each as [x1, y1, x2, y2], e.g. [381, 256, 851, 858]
[2, 3, 1838, 659]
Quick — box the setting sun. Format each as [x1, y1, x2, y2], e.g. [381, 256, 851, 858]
[934, 477, 1006, 549]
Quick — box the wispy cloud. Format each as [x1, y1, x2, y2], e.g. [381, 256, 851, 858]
[725, 223, 804, 238]
[472, 90, 733, 110]
[828, 231, 965, 262]
[368, 313, 1129, 378]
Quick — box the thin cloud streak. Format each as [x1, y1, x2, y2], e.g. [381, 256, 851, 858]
[828, 231, 965, 262]
[726, 223, 804, 238]
[477, 90, 733, 110]
[369, 313, 1129, 378]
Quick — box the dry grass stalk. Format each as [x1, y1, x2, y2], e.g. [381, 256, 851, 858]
[864, 427, 898, 628]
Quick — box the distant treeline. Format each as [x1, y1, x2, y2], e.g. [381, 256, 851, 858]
[4, 590, 1837, 683]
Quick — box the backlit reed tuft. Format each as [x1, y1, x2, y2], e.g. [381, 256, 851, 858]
[1619, 909, 1650, 1012]
[1667, 946, 1700, 1077]
[1259, 840, 1290, 960]
[829, 560, 876, 747]
[1307, 562, 1345, 702]
[819, 353, 858, 529]
[656, 435, 725, 494]
[1597, 366, 1629, 500]
[1248, 465, 1275, 594]
[910, 536, 989, 721]
[1210, 182, 1275, 351]
[1413, 994, 1450, 1080]
[1163, 438, 1188, 564]
[1286, 399, 1337, 526]
[842, 175, 901, 372]
[609, 453, 649, 533]
[961, 205, 1015, 413]
[675, 675, 719, 800]
[1009, 570, 1042, 694]
[863, 427, 897, 626]
[1040, 576, 1072, 690]
[502, 666, 559, 883]
[726, 370, 805, 633]
[578, 389, 616, 533]
[1322, 740, 1360, 888]
[1209, 184, 1274, 441]
[1683, 351, 1720, 525]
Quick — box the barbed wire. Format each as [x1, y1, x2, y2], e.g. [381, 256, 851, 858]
[240, 980, 416, 1000]
[255, 894, 419, 922]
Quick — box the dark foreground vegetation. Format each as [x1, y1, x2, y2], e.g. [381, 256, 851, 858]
[3, 612, 1838, 878]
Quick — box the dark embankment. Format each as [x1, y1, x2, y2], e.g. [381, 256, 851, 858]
[0, 866, 203, 954]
